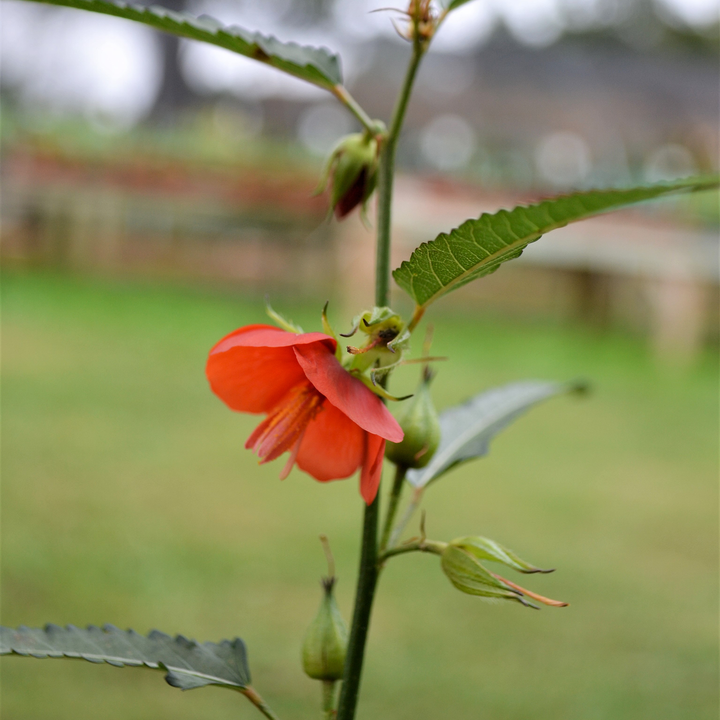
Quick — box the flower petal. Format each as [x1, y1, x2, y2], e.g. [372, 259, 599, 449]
[207, 325, 336, 413]
[360, 434, 385, 505]
[296, 402, 365, 482]
[293, 344, 403, 443]
[210, 325, 336, 354]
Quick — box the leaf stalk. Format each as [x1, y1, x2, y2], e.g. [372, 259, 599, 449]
[243, 687, 281, 720]
[331, 85, 380, 136]
[387, 486, 425, 549]
[379, 464, 408, 554]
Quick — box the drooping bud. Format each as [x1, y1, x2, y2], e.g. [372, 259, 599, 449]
[316, 132, 379, 220]
[385, 367, 440, 468]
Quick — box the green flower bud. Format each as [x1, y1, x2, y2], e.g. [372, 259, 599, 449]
[441, 544, 527, 603]
[316, 133, 379, 220]
[385, 368, 440, 469]
[301, 578, 348, 681]
[440, 540, 568, 609]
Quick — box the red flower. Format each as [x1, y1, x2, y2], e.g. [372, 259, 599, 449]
[206, 324, 403, 504]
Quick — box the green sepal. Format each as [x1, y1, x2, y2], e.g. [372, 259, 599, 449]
[312, 147, 339, 197]
[450, 537, 554, 574]
[355, 373, 412, 403]
[321, 302, 343, 361]
[385, 368, 441, 469]
[328, 133, 379, 217]
[440, 545, 533, 606]
[265, 298, 304, 334]
[387, 326, 411, 354]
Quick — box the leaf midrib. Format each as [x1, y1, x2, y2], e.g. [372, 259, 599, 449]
[419, 225, 544, 309]
[10, 647, 245, 687]
[415, 385, 560, 486]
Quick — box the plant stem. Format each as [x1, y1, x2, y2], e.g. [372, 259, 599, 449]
[332, 85, 378, 135]
[378, 538, 446, 564]
[322, 680, 337, 719]
[387, 486, 425, 550]
[335, 493, 379, 720]
[379, 465, 408, 554]
[407, 305, 426, 334]
[374, 37, 426, 309]
[336, 31, 428, 720]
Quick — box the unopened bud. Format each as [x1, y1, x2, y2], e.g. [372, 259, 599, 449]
[386, 368, 440, 468]
[315, 133, 379, 220]
[441, 539, 568, 609]
[301, 577, 348, 681]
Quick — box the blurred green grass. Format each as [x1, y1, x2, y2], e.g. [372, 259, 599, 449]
[2, 270, 717, 720]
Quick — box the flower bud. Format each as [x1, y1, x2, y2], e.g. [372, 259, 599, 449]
[440, 540, 568, 609]
[301, 578, 348, 681]
[385, 368, 440, 468]
[317, 133, 379, 219]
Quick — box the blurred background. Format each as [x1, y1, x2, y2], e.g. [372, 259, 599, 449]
[1, 1, 718, 718]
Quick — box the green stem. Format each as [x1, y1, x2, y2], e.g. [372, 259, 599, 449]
[332, 85, 378, 135]
[335, 493, 379, 720]
[336, 31, 428, 720]
[387, 487, 425, 550]
[374, 37, 426, 308]
[379, 465, 408, 554]
[378, 538, 446, 564]
[322, 680, 337, 719]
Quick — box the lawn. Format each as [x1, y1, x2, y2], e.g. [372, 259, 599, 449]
[2, 270, 717, 720]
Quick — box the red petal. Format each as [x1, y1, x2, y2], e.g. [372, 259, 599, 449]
[210, 325, 336, 354]
[296, 402, 365, 481]
[360, 434, 385, 504]
[293, 344, 403, 443]
[207, 325, 336, 413]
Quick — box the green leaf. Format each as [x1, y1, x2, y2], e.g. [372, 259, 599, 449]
[443, 0, 477, 10]
[393, 176, 720, 309]
[0, 624, 250, 692]
[20, 0, 343, 90]
[440, 545, 535, 606]
[406, 380, 585, 489]
[451, 536, 554, 574]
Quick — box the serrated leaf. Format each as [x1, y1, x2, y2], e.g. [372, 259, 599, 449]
[393, 176, 720, 309]
[0, 624, 250, 692]
[406, 380, 584, 489]
[451, 536, 554, 574]
[21, 0, 342, 89]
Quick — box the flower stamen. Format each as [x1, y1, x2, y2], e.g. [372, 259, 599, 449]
[246, 382, 325, 465]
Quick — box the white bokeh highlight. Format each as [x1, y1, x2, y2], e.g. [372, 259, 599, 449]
[535, 131, 593, 187]
[1, 2, 161, 129]
[297, 103, 355, 156]
[420, 114, 477, 171]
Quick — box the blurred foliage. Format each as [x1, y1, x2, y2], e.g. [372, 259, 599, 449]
[2, 270, 717, 719]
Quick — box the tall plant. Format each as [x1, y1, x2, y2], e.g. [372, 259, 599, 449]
[2, 1, 717, 718]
